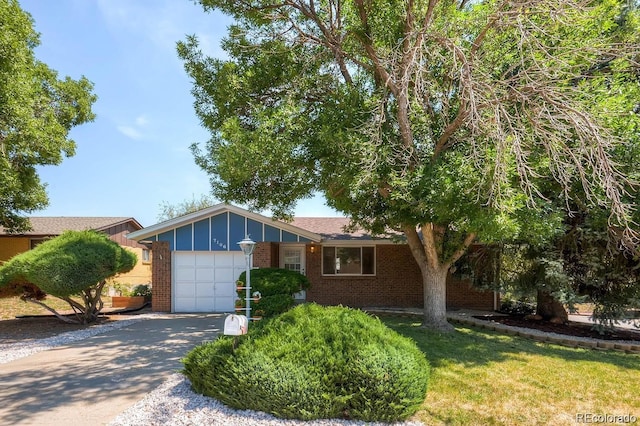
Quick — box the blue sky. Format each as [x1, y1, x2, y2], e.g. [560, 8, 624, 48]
[20, 0, 340, 226]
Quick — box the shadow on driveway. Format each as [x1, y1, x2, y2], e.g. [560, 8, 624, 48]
[0, 314, 223, 426]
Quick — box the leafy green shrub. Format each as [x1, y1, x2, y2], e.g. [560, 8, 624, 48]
[499, 298, 536, 315]
[238, 268, 310, 295]
[183, 304, 429, 421]
[131, 284, 152, 299]
[236, 268, 309, 317]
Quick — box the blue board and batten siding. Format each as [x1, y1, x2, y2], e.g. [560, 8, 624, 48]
[144, 212, 311, 251]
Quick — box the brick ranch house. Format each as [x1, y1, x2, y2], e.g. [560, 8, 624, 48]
[0, 217, 152, 286]
[127, 204, 497, 313]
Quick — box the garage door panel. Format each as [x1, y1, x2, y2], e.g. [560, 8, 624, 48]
[195, 252, 214, 266]
[195, 267, 215, 282]
[215, 296, 234, 311]
[214, 267, 236, 282]
[174, 254, 195, 267]
[175, 268, 196, 282]
[215, 282, 236, 298]
[174, 297, 196, 312]
[174, 283, 196, 298]
[195, 297, 215, 311]
[196, 282, 215, 297]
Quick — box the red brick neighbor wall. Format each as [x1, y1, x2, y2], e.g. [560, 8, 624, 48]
[151, 241, 171, 312]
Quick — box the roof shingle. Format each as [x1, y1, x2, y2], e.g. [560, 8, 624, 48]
[0, 217, 140, 236]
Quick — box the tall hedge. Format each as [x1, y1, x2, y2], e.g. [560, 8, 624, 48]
[183, 304, 430, 421]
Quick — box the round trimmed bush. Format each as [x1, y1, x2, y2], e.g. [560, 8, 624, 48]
[182, 304, 429, 421]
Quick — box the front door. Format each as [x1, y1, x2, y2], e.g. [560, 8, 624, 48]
[280, 244, 306, 301]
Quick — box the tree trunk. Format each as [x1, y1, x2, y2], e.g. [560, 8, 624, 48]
[422, 266, 454, 332]
[536, 290, 568, 323]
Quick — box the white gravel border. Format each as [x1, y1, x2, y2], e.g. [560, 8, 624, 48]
[108, 373, 424, 426]
[0, 314, 157, 364]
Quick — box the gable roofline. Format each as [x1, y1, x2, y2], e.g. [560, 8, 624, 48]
[126, 203, 322, 243]
[0, 217, 143, 236]
[94, 217, 143, 232]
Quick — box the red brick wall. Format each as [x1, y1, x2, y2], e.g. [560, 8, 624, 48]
[446, 276, 497, 310]
[150, 241, 497, 313]
[304, 243, 496, 310]
[151, 241, 171, 312]
[253, 242, 278, 268]
[305, 244, 424, 308]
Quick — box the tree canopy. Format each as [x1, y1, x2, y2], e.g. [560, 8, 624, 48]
[157, 194, 217, 221]
[0, 0, 96, 232]
[180, 0, 640, 330]
[0, 230, 137, 323]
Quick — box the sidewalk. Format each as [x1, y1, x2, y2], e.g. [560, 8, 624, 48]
[0, 314, 224, 426]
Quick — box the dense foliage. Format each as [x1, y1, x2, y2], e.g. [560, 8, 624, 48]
[183, 304, 429, 421]
[236, 268, 310, 317]
[0, 0, 96, 231]
[180, 0, 639, 330]
[0, 230, 137, 323]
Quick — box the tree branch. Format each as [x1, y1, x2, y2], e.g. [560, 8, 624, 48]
[21, 297, 77, 324]
[444, 232, 477, 270]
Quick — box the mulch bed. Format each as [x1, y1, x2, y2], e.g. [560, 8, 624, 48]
[474, 315, 640, 342]
[0, 316, 115, 345]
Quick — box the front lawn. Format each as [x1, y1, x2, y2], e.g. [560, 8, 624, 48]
[383, 316, 640, 426]
[0, 295, 112, 319]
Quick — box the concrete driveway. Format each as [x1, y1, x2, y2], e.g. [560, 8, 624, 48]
[0, 314, 224, 426]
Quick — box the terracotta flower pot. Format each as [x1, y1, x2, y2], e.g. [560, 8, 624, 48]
[111, 296, 145, 308]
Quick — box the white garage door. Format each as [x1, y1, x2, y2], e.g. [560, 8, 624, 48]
[173, 252, 246, 312]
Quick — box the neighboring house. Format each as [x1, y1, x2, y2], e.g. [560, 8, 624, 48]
[127, 204, 497, 313]
[0, 217, 152, 286]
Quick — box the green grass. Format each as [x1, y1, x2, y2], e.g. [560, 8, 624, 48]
[0, 295, 112, 319]
[381, 316, 640, 426]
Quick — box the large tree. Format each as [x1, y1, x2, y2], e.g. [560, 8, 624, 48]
[499, 0, 640, 325]
[179, 0, 639, 331]
[0, 230, 137, 324]
[0, 0, 96, 232]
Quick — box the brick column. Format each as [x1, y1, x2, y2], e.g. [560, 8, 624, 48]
[253, 242, 278, 268]
[151, 241, 171, 312]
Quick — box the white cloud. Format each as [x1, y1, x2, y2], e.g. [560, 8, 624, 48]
[135, 115, 149, 126]
[116, 114, 150, 140]
[117, 125, 143, 140]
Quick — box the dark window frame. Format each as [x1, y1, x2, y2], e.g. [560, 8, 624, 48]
[322, 246, 376, 276]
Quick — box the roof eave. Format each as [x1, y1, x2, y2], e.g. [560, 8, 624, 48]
[126, 203, 322, 243]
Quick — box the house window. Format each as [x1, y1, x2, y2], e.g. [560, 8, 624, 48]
[30, 239, 48, 249]
[142, 249, 151, 263]
[322, 246, 375, 275]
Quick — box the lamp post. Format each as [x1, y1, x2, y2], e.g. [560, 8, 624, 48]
[237, 236, 256, 323]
